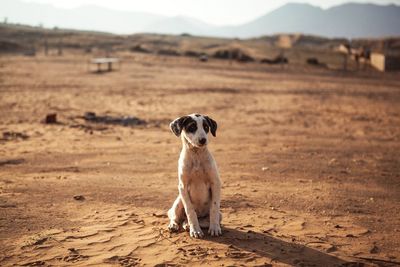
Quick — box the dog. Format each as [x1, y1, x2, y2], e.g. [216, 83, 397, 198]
[167, 113, 222, 238]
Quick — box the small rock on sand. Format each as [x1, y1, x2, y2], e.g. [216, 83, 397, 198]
[370, 244, 379, 254]
[44, 113, 57, 124]
[73, 195, 85, 201]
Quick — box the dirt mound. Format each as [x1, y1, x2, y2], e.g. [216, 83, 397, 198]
[306, 57, 327, 67]
[253, 34, 346, 50]
[213, 47, 254, 62]
[290, 34, 345, 49]
[184, 50, 202, 57]
[82, 112, 146, 127]
[0, 40, 23, 53]
[158, 49, 180, 56]
[260, 55, 288, 64]
[130, 44, 151, 53]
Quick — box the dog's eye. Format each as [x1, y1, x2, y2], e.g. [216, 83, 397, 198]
[187, 124, 197, 133]
[203, 124, 209, 133]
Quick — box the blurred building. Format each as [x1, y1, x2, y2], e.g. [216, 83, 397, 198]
[370, 53, 400, 72]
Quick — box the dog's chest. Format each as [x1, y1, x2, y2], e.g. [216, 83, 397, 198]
[184, 158, 212, 214]
[180, 154, 212, 183]
[189, 158, 204, 172]
[185, 160, 208, 180]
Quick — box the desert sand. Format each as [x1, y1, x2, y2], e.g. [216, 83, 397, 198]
[0, 52, 400, 266]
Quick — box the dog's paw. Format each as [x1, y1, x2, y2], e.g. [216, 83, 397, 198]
[208, 223, 222, 236]
[168, 221, 180, 232]
[182, 221, 189, 232]
[189, 226, 204, 238]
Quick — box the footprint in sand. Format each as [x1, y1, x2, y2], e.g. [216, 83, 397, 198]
[62, 249, 89, 263]
[105, 255, 141, 267]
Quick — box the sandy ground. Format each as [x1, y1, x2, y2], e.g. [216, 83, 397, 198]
[0, 53, 400, 266]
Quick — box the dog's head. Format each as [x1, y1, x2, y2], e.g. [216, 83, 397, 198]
[170, 114, 217, 148]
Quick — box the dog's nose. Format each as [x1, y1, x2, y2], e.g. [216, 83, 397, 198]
[199, 138, 207, 145]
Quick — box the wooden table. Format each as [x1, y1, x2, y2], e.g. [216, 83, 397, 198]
[90, 58, 120, 72]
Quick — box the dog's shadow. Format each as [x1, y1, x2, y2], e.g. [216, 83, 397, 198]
[204, 227, 356, 266]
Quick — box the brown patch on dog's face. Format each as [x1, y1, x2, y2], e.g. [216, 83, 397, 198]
[204, 116, 217, 137]
[170, 116, 194, 137]
[203, 120, 209, 134]
[184, 120, 197, 134]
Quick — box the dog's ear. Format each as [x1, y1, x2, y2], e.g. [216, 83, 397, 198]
[204, 116, 217, 137]
[170, 116, 190, 137]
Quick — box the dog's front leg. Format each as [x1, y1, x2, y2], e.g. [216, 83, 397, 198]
[178, 183, 203, 238]
[209, 177, 222, 236]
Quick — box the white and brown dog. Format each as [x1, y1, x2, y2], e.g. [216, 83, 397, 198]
[168, 114, 222, 238]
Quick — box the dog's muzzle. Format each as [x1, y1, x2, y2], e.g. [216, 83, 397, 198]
[198, 138, 207, 146]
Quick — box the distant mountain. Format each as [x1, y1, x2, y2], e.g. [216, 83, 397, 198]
[230, 3, 400, 38]
[226, 3, 326, 38]
[0, 0, 165, 34]
[0, 0, 399, 38]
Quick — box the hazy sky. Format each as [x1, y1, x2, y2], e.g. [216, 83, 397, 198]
[24, 0, 400, 25]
